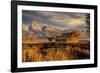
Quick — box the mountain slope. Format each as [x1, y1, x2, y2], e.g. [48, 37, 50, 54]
[23, 21, 62, 38]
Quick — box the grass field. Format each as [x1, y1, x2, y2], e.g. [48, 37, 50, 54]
[22, 42, 90, 62]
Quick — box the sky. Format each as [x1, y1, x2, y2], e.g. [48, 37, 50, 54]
[22, 10, 90, 30]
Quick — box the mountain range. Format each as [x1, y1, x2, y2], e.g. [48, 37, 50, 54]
[22, 21, 90, 40]
[22, 21, 62, 39]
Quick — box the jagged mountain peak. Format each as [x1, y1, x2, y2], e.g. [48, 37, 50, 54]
[23, 21, 63, 38]
[31, 21, 43, 31]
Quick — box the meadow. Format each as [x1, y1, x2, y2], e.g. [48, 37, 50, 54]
[22, 42, 90, 62]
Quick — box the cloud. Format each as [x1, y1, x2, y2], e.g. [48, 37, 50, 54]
[67, 18, 86, 26]
[22, 10, 88, 30]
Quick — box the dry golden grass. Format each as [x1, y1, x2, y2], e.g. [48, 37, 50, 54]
[22, 30, 90, 62]
[22, 44, 90, 62]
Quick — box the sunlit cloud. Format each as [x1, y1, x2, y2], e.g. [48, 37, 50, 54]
[22, 10, 89, 30]
[67, 18, 86, 26]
